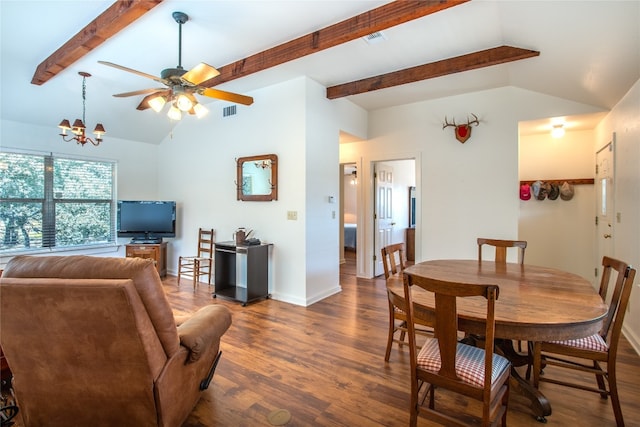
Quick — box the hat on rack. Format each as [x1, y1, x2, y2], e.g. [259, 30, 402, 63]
[531, 181, 541, 199]
[548, 183, 560, 200]
[520, 184, 531, 200]
[560, 181, 575, 201]
[532, 180, 548, 200]
[538, 182, 550, 200]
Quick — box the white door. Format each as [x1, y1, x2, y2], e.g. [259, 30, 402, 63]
[596, 135, 615, 277]
[374, 163, 394, 276]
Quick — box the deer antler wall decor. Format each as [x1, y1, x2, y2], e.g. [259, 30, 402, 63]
[442, 113, 480, 143]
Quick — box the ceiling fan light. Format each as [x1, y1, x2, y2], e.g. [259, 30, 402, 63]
[167, 105, 182, 121]
[148, 95, 166, 112]
[176, 94, 193, 112]
[193, 102, 208, 118]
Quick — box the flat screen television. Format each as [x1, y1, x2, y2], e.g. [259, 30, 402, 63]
[117, 200, 176, 243]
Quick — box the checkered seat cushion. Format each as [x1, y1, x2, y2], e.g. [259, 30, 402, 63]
[417, 338, 510, 388]
[548, 334, 608, 352]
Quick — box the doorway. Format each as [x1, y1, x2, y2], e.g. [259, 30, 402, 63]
[373, 159, 415, 277]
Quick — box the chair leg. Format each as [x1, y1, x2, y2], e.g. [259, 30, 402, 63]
[532, 343, 542, 388]
[593, 360, 608, 398]
[385, 300, 395, 362]
[607, 361, 625, 427]
[409, 379, 420, 427]
[177, 257, 182, 286]
[193, 260, 199, 291]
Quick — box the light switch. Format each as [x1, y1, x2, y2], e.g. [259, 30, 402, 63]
[287, 211, 298, 220]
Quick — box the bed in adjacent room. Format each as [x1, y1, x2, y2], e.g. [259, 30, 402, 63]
[344, 223, 357, 250]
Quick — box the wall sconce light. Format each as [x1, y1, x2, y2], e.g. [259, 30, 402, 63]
[58, 72, 106, 146]
[350, 170, 357, 185]
[551, 124, 565, 138]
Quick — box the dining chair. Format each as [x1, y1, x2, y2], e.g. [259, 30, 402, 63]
[178, 228, 215, 290]
[477, 237, 527, 264]
[478, 237, 528, 352]
[381, 243, 432, 361]
[532, 256, 636, 427]
[402, 272, 511, 426]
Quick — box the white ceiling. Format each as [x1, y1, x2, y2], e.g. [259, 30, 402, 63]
[1, 1, 638, 145]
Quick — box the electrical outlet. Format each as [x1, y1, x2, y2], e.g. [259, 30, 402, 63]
[287, 211, 298, 220]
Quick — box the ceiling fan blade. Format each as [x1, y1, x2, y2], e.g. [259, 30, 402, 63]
[136, 89, 171, 111]
[98, 60, 165, 84]
[113, 88, 167, 98]
[200, 88, 254, 106]
[181, 62, 220, 86]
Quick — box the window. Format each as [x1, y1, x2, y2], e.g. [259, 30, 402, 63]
[0, 151, 116, 253]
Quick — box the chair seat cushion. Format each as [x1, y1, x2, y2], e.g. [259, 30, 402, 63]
[417, 338, 510, 388]
[548, 333, 608, 352]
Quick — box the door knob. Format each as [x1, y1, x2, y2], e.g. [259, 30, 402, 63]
[604, 234, 612, 239]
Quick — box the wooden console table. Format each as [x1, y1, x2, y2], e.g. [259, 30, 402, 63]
[125, 242, 167, 277]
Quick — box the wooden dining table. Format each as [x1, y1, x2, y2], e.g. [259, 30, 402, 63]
[387, 259, 608, 422]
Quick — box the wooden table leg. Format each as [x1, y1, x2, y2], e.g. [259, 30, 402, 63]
[496, 339, 552, 422]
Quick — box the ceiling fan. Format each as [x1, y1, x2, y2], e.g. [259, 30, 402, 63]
[99, 11, 253, 119]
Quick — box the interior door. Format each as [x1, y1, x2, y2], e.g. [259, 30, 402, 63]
[374, 163, 394, 276]
[596, 136, 615, 278]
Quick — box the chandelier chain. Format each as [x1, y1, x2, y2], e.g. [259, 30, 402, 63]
[82, 75, 87, 125]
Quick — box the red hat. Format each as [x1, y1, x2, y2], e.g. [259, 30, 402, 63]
[520, 184, 531, 200]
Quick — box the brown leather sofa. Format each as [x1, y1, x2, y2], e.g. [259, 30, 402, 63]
[0, 255, 232, 427]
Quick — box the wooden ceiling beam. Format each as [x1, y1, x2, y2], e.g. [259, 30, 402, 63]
[326, 45, 540, 99]
[201, 0, 469, 87]
[31, 0, 164, 85]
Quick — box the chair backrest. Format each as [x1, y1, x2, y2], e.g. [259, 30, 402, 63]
[597, 256, 636, 348]
[403, 272, 500, 390]
[477, 238, 527, 264]
[381, 243, 406, 279]
[197, 228, 215, 258]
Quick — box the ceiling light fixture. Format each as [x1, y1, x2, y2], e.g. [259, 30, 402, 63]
[58, 72, 106, 146]
[147, 91, 209, 121]
[551, 123, 565, 138]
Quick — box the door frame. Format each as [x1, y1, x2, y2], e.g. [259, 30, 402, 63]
[595, 133, 616, 280]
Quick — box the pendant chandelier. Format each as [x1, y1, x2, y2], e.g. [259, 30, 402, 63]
[58, 71, 106, 146]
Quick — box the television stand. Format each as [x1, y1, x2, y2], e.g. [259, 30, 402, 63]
[125, 242, 167, 277]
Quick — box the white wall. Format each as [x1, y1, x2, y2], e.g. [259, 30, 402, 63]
[0, 119, 161, 265]
[594, 79, 640, 353]
[156, 77, 361, 306]
[341, 86, 604, 278]
[518, 129, 596, 281]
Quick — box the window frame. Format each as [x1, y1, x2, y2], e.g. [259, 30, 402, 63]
[0, 149, 117, 254]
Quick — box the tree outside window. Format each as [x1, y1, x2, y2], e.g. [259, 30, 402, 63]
[0, 151, 116, 253]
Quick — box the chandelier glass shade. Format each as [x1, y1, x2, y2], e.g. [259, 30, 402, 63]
[58, 72, 105, 146]
[147, 89, 209, 121]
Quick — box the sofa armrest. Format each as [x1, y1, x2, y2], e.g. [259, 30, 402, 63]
[177, 305, 232, 363]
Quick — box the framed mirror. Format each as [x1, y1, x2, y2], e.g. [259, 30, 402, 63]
[236, 154, 278, 201]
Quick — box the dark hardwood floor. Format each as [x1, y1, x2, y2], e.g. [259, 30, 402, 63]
[5, 252, 638, 426]
[172, 253, 640, 426]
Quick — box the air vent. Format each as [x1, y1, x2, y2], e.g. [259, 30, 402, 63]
[223, 105, 237, 117]
[362, 31, 387, 45]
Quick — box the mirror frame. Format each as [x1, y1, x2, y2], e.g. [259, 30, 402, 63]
[236, 154, 278, 201]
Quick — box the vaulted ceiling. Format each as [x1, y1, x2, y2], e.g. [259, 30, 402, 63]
[1, 1, 638, 145]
